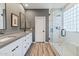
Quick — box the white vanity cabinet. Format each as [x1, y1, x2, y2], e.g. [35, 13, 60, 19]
[0, 32, 32, 56]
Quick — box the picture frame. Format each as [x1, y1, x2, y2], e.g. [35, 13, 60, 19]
[11, 13, 18, 27]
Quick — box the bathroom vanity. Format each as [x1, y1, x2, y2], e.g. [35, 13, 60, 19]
[0, 31, 32, 56]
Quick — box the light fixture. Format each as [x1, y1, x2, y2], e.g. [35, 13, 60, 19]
[25, 4, 28, 7]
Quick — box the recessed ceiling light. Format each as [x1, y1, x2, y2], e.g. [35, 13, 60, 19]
[25, 4, 28, 7]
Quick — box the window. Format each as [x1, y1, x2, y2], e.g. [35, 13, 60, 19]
[63, 4, 79, 32]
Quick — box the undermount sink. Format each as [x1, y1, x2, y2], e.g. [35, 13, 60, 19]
[0, 36, 16, 42]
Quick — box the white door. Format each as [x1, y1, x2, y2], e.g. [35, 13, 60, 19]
[35, 16, 46, 42]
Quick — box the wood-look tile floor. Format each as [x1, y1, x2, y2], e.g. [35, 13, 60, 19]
[26, 43, 56, 56]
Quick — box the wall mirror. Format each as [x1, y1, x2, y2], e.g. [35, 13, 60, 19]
[0, 3, 6, 29]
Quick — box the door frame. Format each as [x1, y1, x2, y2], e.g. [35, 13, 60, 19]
[35, 16, 46, 43]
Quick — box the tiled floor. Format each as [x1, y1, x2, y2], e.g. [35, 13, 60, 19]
[26, 42, 56, 56]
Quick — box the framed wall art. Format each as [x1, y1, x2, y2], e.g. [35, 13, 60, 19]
[11, 13, 18, 27]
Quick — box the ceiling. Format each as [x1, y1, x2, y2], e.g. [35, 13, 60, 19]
[22, 3, 67, 9]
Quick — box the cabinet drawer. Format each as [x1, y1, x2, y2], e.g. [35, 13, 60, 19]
[0, 37, 22, 56]
[11, 45, 22, 56]
[0, 40, 18, 52]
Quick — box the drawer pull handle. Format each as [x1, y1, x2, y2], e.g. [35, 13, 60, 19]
[12, 46, 19, 52]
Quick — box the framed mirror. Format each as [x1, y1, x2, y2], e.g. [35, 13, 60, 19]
[0, 3, 6, 29]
